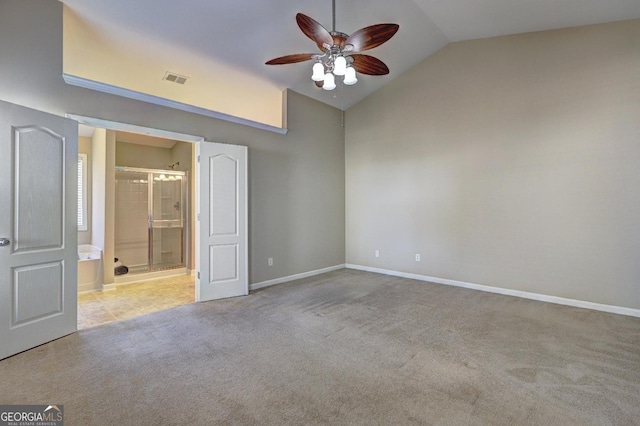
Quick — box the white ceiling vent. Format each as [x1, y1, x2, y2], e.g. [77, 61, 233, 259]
[163, 72, 188, 85]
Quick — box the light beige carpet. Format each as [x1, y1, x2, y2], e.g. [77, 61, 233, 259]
[1, 269, 639, 425]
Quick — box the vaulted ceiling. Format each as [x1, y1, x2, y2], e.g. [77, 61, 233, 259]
[61, 0, 640, 128]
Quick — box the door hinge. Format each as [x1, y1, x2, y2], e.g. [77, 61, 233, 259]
[197, 271, 200, 279]
[197, 155, 200, 163]
[197, 213, 200, 221]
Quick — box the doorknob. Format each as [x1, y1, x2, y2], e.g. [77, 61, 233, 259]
[0, 238, 10, 247]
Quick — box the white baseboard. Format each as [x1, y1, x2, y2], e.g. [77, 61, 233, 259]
[114, 268, 188, 285]
[250, 264, 346, 291]
[346, 264, 640, 318]
[78, 283, 101, 293]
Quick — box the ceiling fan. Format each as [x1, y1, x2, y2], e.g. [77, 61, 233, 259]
[265, 0, 399, 90]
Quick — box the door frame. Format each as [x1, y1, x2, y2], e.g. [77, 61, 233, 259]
[67, 115, 205, 144]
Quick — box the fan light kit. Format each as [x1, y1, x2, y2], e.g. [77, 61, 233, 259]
[266, 0, 399, 91]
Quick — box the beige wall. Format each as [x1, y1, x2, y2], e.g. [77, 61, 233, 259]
[115, 141, 173, 170]
[0, 1, 345, 286]
[91, 129, 116, 285]
[90, 129, 107, 262]
[346, 20, 640, 309]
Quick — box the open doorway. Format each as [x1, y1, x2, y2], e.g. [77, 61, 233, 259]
[76, 121, 198, 329]
[71, 114, 248, 330]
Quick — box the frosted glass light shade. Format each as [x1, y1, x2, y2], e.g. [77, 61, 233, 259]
[334, 56, 347, 76]
[344, 66, 357, 85]
[323, 72, 336, 90]
[311, 62, 325, 81]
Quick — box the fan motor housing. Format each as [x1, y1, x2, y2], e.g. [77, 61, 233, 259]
[330, 31, 349, 48]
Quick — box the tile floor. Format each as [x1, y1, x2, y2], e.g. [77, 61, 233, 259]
[77, 274, 195, 329]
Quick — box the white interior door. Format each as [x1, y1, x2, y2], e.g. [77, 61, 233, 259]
[0, 100, 78, 360]
[195, 141, 248, 301]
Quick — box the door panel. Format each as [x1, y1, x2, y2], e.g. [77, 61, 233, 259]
[210, 244, 238, 281]
[13, 126, 65, 252]
[0, 100, 77, 360]
[13, 262, 63, 326]
[210, 155, 238, 235]
[196, 142, 247, 302]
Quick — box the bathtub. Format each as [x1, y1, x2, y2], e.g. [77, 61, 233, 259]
[78, 244, 103, 292]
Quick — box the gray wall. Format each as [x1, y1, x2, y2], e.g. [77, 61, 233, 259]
[0, 0, 345, 285]
[346, 20, 640, 309]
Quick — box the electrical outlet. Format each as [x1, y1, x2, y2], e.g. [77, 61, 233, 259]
[375, 249, 380, 258]
[415, 254, 421, 262]
[268, 258, 273, 266]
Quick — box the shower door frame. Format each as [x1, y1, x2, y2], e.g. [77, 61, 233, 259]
[115, 166, 189, 274]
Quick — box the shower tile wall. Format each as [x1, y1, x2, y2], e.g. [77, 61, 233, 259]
[115, 173, 149, 270]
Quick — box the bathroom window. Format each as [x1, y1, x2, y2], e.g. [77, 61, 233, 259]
[78, 153, 88, 231]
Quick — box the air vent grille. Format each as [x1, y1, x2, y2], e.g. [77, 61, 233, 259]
[163, 72, 188, 85]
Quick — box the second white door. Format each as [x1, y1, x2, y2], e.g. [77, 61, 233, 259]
[195, 141, 248, 302]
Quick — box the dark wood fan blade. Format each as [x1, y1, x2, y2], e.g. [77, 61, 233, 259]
[265, 53, 315, 65]
[350, 54, 390, 75]
[345, 24, 399, 52]
[296, 13, 333, 52]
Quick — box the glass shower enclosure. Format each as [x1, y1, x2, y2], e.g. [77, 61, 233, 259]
[115, 167, 188, 275]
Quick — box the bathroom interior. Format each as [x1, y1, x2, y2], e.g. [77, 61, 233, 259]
[77, 126, 196, 329]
